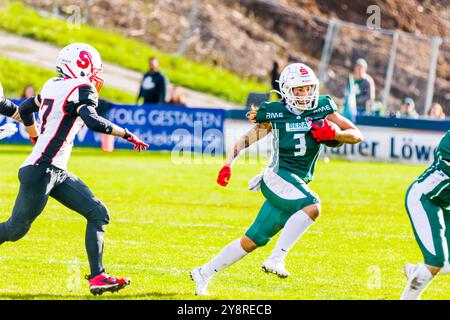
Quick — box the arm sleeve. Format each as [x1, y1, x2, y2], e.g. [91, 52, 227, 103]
[77, 105, 115, 134]
[19, 95, 42, 126]
[65, 85, 98, 116]
[0, 96, 18, 117]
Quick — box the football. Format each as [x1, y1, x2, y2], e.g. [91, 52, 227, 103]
[312, 118, 344, 148]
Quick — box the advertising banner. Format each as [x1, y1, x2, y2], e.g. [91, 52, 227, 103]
[0, 103, 225, 153]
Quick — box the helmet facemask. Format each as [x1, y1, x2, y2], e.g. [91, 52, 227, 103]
[80, 51, 104, 92]
[279, 82, 319, 111]
[89, 68, 104, 93]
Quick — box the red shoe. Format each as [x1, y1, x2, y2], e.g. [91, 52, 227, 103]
[86, 272, 131, 295]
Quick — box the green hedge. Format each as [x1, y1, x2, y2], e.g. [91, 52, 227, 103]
[0, 54, 135, 103]
[0, 1, 269, 105]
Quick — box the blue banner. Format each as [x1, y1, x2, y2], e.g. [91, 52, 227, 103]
[0, 102, 225, 153]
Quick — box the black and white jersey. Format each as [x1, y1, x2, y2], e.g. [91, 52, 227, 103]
[21, 77, 98, 170]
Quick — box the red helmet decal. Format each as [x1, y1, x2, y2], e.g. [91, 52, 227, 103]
[77, 51, 92, 70]
[299, 67, 309, 76]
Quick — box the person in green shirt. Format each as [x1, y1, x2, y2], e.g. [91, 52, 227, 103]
[401, 131, 450, 300]
[190, 63, 363, 296]
[347, 58, 375, 115]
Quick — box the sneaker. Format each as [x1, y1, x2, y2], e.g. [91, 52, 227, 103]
[400, 263, 433, 300]
[261, 257, 289, 278]
[190, 267, 210, 296]
[86, 272, 131, 296]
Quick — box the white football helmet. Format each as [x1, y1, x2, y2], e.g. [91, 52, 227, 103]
[276, 63, 319, 111]
[56, 43, 104, 92]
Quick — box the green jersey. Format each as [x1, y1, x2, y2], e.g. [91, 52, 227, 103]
[256, 95, 338, 183]
[436, 131, 450, 177]
[417, 131, 450, 208]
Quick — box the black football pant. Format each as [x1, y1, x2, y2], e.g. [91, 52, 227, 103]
[0, 163, 110, 277]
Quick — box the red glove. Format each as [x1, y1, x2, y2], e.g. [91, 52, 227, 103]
[217, 165, 231, 187]
[123, 129, 149, 152]
[310, 119, 336, 142]
[30, 136, 38, 145]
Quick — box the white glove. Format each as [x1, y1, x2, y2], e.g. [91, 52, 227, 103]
[248, 173, 263, 192]
[0, 123, 18, 140]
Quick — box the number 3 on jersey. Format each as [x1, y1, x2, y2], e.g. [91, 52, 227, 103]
[294, 133, 306, 156]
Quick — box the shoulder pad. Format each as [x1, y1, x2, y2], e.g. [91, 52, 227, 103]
[259, 101, 284, 111]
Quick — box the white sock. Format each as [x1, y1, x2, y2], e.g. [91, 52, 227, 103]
[270, 210, 314, 261]
[201, 238, 248, 278]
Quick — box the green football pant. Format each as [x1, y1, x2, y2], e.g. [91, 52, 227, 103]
[405, 176, 450, 267]
[245, 168, 320, 247]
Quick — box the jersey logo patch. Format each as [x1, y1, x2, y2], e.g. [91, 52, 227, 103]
[299, 67, 309, 76]
[266, 112, 283, 119]
[285, 121, 310, 132]
[312, 105, 332, 114]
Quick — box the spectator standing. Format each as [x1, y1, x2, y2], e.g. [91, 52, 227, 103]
[136, 57, 167, 104]
[346, 58, 375, 115]
[400, 97, 419, 118]
[427, 103, 446, 119]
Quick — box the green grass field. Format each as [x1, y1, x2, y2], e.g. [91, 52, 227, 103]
[0, 144, 448, 300]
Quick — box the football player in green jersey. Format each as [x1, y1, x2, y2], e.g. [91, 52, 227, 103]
[401, 131, 450, 300]
[191, 63, 363, 296]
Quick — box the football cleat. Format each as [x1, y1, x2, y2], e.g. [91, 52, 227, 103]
[400, 263, 433, 300]
[86, 272, 131, 296]
[190, 267, 210, 296]
[261, 257, 290, 278]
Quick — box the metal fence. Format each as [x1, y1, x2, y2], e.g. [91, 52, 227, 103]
[316, 16, 449, 116]
[232, 0, 449, 116]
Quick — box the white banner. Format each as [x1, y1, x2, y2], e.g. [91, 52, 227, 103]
[323, 125, 444, 165]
